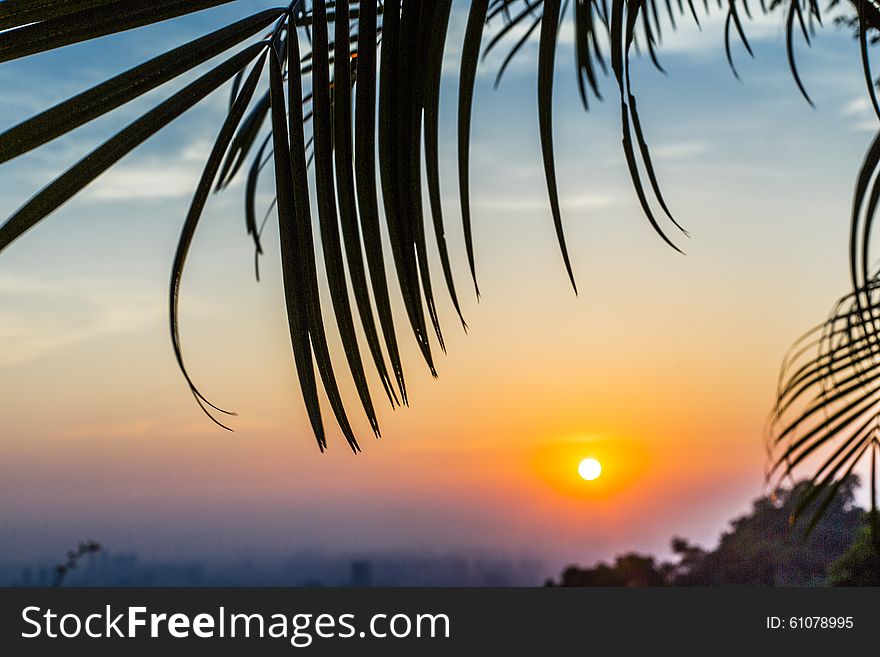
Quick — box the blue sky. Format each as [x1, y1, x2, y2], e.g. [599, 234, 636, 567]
[0, 2, 877, 570]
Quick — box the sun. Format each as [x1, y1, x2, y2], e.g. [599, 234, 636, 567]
[578, 457, 602, 481]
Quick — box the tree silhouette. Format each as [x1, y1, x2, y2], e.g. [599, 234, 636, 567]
[548, 477, 865, 586]
[1, 1, 879, 526]
[52, 540, 101, 587]
[827, 513, 880, 585]
[670, 477, 862, 585]
[551, 553, 668, 586]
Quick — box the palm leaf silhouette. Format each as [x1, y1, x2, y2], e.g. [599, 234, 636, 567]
[770, 126, 880, 533]
[2, 0, 880, 528]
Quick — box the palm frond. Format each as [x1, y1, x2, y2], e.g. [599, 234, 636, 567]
[0, 0, 878, 461]
[770, 275, 880, 535]
[0, 0, 238, 62]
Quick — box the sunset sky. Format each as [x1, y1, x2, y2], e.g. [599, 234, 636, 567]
[0, 2, 876, 571]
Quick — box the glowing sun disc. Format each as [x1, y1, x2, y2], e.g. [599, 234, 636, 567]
[578, 458, 602, 481]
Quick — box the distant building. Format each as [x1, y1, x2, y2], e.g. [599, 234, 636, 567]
[1, 551, 544, 587]
[350, 560, 373, 587]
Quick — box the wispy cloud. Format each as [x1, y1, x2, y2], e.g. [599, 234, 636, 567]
[652, 140, 709, 161]
[840, 96, 879, 132]
[0, 277, 160, 367]
[82, 164, 202, 201]
[80, 139, 217, 201]
[652, 11, 784, 56]
[5, 132, 225, 209]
